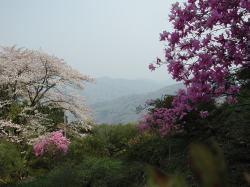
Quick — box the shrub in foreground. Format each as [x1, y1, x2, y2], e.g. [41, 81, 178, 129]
[16, 157, 144, 187]
[0, 141, 26, 184]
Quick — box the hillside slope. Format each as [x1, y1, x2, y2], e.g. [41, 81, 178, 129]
[91, 83, 184, 124]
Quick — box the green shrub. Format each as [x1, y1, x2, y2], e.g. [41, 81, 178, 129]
[25, 144, 67, 178]
[18, 157, 144, 187]
[66, 138, 86, 161]
[0, 141, 26, 184]
[69, 123, 140, 158]
[77, 157, 125, 187]
[120, 131, 201, 185]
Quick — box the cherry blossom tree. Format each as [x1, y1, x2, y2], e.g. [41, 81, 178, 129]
[0, 46, 93, 138]
[0, 120, 25, 143]
[142, 0, 250, 135]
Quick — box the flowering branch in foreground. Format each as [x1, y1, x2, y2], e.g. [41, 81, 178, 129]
[140, 0, 250, 135]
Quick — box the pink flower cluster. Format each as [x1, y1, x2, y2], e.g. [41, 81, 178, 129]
[33, 130, 71, 156]
[200, 111, 208, 119]
[142, 0, 250, 135]
[139, 108, 180, 135]
[139, 90, 192, 135]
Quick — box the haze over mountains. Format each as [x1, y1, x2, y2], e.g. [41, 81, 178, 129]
[83, 77, 172, 104]
[90, 83, 184, 124]
[78, 77, 183, 124]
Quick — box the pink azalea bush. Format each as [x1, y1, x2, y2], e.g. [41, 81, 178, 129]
[138, 109, 180, 135]
[140, 0, 250, 135]
[33, 130, 71, 156]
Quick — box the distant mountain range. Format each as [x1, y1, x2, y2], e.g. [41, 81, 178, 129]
[83, 77, 171, 104]
[72, 77, 184, 124]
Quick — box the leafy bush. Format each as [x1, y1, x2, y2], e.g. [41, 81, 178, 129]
[66, 138, 86, 161]
[71, 123, 140, 157]
[77, 157, 126, 187]
[18, 157, 144, 187]
[0, 141, 26, 184]
[123, 133, 191, 177]
[147, 140, 227, 187]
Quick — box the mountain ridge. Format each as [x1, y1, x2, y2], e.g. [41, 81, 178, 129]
[83, 77, 172, 104]
[90, 83, 184, 124]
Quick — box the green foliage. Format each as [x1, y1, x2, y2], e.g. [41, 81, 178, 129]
[37, 106, 65, 130]
[25, 144, 68, 178]
[147, 140, 227, 187]
[122, 132, 195, 184]
[17, 157, 143, 187]
[0, 141, 26, 184]
[66, 138, 86, 160]
[124, 134, 170, 165]
[22, 164, 80, 187]
[149, 95, 174, 111]
[0, 102, 24, 124]
[77, 157, 125, 187]
[74, 124, 140, 157]
[237, 67, 250, 86]
[210, 88, 250, 186]
[4, 102, 23, 122]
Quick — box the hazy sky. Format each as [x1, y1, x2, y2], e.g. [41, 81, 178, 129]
[0, 0, 183, 82]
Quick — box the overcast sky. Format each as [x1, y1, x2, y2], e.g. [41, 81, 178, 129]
[0, 0, 184, 82]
